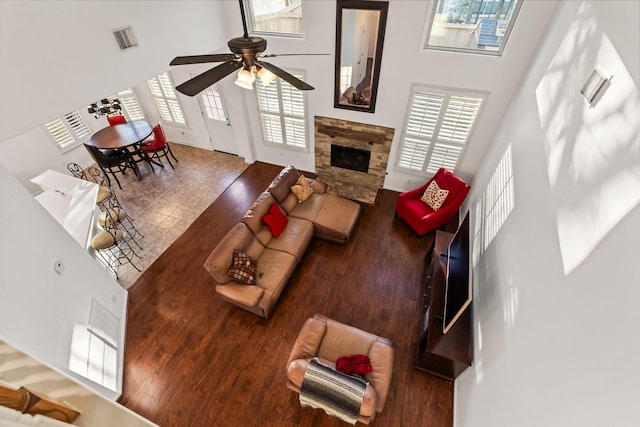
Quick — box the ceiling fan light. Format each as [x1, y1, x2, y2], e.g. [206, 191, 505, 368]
[257, 67, 276, 86]
[235, 68, 255, 90]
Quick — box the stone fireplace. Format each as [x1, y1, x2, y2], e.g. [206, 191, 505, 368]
[314, 116, 394, 204]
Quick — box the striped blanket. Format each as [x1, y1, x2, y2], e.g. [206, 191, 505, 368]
[299, 357, 367, 424]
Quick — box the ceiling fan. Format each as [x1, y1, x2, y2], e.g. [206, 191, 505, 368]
[169, 0, 325, 96]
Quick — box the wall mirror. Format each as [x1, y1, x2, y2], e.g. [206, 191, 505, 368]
[334, 0, 388, 113]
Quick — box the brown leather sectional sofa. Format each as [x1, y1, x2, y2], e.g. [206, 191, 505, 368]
[204, 166, 361, 318]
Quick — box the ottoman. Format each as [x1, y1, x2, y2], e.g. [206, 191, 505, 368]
[312, 194, 361, 244]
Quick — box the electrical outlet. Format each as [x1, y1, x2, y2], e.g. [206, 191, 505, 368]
[53, 260, 64, 275]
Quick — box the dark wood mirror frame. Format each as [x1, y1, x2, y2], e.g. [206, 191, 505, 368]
[334, 0, 388, 114]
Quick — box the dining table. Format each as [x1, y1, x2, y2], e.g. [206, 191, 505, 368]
[86, 120, 153, 150]
[87, 120, 162, 171]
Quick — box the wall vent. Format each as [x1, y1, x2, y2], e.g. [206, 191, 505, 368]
[113, 26, 138, 50]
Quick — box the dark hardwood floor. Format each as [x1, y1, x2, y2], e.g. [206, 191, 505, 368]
[119, 162, 457, 427]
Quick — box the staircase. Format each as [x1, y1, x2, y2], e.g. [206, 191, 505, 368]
[477, 18, 499, 48]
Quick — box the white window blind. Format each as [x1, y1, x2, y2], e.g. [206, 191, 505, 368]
[117, 88, 146, 120]
[45, 111, 91, 151]
[255, 73, 307, 150]
[397, 88, 483, 174]
[147, 73, 186, 125]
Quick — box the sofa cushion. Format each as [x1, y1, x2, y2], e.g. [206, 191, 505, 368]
[227, 249, 257, 285]
[290, 174, 314, 203]
[262, 202, 288, 238]
[288, 193, 326, 222]
[420, 180, 449, 211]
[204, 223, 265, 285]
[318, 318, 379, 362]
[267, 165, 300, 204]
[266, 216, 314, 261]
[313, 194, 361, 244]
[255, 248, 298, 318]
[243, 192, 278, 245]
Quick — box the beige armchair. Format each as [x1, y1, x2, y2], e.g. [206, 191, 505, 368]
[286, 314, 394, 424]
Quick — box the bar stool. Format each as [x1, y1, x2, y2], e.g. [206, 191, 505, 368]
[91, 229, 141, 279]
[97, 205, 144, 250]
[86, 167, 143, 248]
[67, 163, 115, 210]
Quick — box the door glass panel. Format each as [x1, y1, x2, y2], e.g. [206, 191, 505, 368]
[201, 86, 226, 122]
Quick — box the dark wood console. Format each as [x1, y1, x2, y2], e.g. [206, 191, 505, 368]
[415, 230, 473, 381]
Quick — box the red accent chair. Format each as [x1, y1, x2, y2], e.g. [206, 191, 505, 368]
[395, 168, 470, 236]
[107, 115, 127, 126]
[140, 124, 179, 169]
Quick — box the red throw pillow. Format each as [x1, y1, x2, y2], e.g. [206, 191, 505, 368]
[262, 203, 288, 238]
[335, 354, 373, 375]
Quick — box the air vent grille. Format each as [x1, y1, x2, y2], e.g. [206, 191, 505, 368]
[113, 26, 138, 50]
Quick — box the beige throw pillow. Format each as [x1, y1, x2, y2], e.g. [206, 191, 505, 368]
[420, 180, 449, 211]
[290, 174, 314, 203]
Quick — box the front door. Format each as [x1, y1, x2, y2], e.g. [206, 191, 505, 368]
[197, 84, 238, 155]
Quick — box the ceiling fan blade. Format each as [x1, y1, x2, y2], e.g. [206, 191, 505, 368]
[260, 53, 330, 58]
[175, 61, 243, 96]
[170, 54, 237, 66]
[258, 61, 314, 90]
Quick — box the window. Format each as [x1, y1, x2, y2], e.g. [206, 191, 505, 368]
[424, 0, 522, 55]
[244, 0, 303, 37]
[117, 88, 146, 121]
[45, 111, 91, 151]
[201, 86, 226, 122]
[255, 72, 307, 150]
[397, 86, 483, 175]
[147, 73, 186, 125]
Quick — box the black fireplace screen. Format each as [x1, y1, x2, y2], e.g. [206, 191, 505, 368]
[330, 144, 371, 173]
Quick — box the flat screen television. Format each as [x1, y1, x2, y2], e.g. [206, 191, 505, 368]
[443, 211, 472, 334]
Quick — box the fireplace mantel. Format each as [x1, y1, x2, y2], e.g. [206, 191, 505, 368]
[317, 125, 387, 145]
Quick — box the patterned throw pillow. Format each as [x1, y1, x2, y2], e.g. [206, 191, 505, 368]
[227, 249, 257, 285]
[290, 174, 314, 203]
[420, 180, 449, 211]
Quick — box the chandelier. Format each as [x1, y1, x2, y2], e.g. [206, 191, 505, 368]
[87, 98, 122, 118]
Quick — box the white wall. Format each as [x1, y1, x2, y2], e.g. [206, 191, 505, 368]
[455, 1, 640, 426]
[0, 0, 229, 142]
[0, 0, 559, 194]
[209, 0, 559, 188]
[0, 0, 231, 190]
[0, 164, 130, 401]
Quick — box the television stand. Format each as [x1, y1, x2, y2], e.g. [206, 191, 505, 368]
[414, 230, 473, 381]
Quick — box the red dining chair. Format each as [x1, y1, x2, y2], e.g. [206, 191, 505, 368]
[107, 115, 127, 126]
[140, 124, 179, 169]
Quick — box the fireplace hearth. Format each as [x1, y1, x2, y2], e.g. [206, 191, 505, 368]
[330, 144, 371, 173]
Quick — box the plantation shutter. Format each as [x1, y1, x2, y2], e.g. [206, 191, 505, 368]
[147, 73, 186, 125]
[255, 72, 307, 149]
[45, 119, 75, 150]
[45, 111, 91, 151]
[118, 88, 146, 120]
[397, 88, 483, 174]
[280, 79, 306, 149]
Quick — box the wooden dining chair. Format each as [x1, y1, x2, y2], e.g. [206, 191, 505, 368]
[107, 115, 127, 126]
[83, 144, 141, 189]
